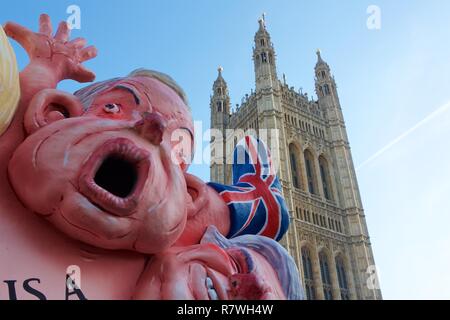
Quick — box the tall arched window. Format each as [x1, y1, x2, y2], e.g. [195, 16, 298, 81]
[301, 247, 316, 300]
[335, 256, 349, 300]
[216, 100, 223, 112]
[289, 144, 302, 189]
[304, 150, 317, 195]
[319, 156, 333, 200]
[261, 52, 268, 63]
[319, 251, 333, 300]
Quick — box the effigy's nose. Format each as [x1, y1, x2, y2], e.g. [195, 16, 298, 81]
[134, 112, 166, 145]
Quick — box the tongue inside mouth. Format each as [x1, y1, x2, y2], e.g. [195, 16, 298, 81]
[94, 155, 138, 198]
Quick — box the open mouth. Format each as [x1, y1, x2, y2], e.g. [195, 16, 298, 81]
[94, 155, 138, 198]
[79, 138, 150, 216]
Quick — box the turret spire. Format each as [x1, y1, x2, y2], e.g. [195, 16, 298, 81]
[211, 66, 230, 115]
[316, 49, 324, 63]
[253, 14, 278, 91]
[258, 13, 266, 30]
[315, 48, 329, 69]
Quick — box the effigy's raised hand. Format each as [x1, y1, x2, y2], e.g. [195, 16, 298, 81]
[4, 13, 97, 83]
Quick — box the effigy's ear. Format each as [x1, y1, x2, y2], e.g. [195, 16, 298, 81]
[184, 172, 208, 218]
[24, 89, 83, 135]
[0, 25, 21, 137]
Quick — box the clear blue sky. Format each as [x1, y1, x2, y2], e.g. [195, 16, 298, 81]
[3, 0, 450, 299]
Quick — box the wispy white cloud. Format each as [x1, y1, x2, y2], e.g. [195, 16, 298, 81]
[356, 101, 450, 172]
[360, 98, 450, 299]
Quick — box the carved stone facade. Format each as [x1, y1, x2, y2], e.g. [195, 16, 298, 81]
[209, 17, 382, 300]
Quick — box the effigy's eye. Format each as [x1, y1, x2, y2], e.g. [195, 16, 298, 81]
[103, 103, 121, 114]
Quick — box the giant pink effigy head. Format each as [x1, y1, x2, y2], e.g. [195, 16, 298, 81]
[9, 70, 196, 254]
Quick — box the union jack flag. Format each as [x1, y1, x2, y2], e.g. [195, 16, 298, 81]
[208, 136, 289, 241]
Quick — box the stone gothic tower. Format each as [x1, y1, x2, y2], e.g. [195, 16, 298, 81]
[209, 16, 382, 300]
[210, 67, 231, 183]
[314, 50, 380, 300]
